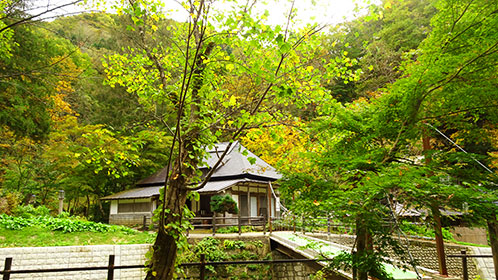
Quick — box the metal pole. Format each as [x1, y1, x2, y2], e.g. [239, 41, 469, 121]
[200, 254, 206, 280]
[107, 255, 115, 280]
[3, 258, 12, 280]
[462, 250, 468, 280]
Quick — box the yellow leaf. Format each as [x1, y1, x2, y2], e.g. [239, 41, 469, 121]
[384, 1, 392, 9]
[229, 95, 237, 106]
[226, 64, 235, 71]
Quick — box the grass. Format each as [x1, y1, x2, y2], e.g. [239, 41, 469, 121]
[0, 226, 157, 247]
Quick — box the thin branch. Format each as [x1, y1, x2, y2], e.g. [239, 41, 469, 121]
[0, 0, 82, 33]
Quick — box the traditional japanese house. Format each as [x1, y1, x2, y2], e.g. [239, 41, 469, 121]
[101, 141, 281, 226]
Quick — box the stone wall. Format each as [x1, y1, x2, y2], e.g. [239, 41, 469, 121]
[450, 227, 488, 246]
[312, 233, 480, 279]
[0, 244, 150, 279]
[271, 250, 318, 280]
[109, 213, 152, 227]
[0, 235, 330, 280]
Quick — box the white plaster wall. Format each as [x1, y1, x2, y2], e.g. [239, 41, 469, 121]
[110, 201, 118, 215]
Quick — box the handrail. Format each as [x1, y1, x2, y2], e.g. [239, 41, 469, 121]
[1, 254, 336, 280]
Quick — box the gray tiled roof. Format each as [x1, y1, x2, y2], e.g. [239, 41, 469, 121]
[203, 141, 281, 181]
[101, 186, 161, 200]
[136, 141, 280, 187]
[103, 142, 280, 200]
[102, 178, 271, 200]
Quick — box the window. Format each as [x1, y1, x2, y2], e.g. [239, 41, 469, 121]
[118, 202, 150, 213]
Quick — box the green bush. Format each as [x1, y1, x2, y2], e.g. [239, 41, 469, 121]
[0, 214, 136, 233]
[12, 205, 51, 218]
[399, 221, 455, 241]
[210, 195, 238, 214]
[216, 226, 255, 234]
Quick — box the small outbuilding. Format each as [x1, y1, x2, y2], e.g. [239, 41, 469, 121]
[101, 141, 281, 226]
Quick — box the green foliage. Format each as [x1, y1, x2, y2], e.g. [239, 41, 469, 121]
[193, 237, 228, 263]
[11, 205, 51, 218]
[0, 214, 136, 233]
[399, 221, 455, 241]
[215, 226, 255, 234]
[0, 225, 155, 247]
[210, 195, 239, 214]
[223, 240, 246, 250]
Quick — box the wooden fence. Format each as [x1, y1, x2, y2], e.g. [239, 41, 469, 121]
[1, 254, 335, 280]
[447, 250, 493, 280]
[183, 215, 355, 236]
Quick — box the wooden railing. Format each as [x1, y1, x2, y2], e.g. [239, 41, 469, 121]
[184, 214, 355, 236]
[448, 250, 493, 280]
[1, 254, 335, 280]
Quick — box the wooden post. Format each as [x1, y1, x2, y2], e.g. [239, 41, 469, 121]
[238, 185, 242, 236]
[267, 182, 272, 234]
[107, 255, 115, 280]
[327, 217, 331, 236]
[200, 254, 206, 280]
[293, 214, 296, 233]
[302, 215, 305, 234]
[247, 186, 251, 226]
[3, 257, 12, 280]
[263, 215, 266, 235]
[212, 212, 216, 236]
[143, 216, 147, 230]
[461, 250, 468, 280]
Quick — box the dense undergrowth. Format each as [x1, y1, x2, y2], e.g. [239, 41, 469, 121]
[0, 205, 156, 247]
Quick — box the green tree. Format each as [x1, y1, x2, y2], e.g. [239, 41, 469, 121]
[283, 0, 498, 278]
[103, 0, 348, 278]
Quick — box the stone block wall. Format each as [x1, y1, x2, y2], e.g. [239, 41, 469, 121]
[271, 250, 318, 280]
[311, 233, 480, 279]
[450, 227, 488, 246]
[0, 244, 150, 279]
[109, 213, 152, 227]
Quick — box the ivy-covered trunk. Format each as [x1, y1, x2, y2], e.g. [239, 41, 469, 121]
[145, 173, 189, 280]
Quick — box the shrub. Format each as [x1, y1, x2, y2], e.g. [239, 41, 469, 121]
[0, 193, 21, 215]
[0, 214, 136, 233]
[12, 205, 51, 218]
[210, 195, 238, 214]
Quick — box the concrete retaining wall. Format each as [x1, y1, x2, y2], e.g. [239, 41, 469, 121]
[314, 234, 480, 279]
[271, 250, 317, 280]
[0, 244, 150, 279]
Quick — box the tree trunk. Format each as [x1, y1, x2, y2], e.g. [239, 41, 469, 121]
[355, 217, 368, 280]
[487, 215, 498, 280]
[431, 202, 448, 276]
[145, 178, 189, 280]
